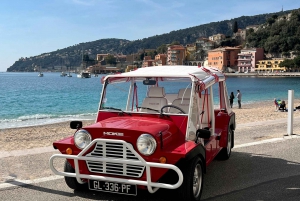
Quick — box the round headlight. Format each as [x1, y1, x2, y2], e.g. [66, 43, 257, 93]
[136, 134, 157, 156]
[74, 130, 92, 149]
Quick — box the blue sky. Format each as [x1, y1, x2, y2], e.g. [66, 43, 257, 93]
[1, 0, 300, 72]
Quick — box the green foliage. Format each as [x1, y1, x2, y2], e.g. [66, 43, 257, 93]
[105, 54, 117, 65]
[279, 59, 294, 68]
[170, 41, 180, 45]
[157, 44, 167, 54]
[246, 8, 300, 55]
[233, 21, 238, 33]
[294, 56, 300, 67]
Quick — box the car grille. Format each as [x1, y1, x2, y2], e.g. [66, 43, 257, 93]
[86, 142, 145, 178]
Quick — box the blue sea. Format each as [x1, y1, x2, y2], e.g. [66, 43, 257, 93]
[1, 72, 300, 129]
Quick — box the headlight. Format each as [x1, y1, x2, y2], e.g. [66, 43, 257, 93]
[136, 134, 157, 156]
[74, 129, 92, 149]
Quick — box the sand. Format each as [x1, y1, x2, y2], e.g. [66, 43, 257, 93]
[1, 100, 300, 152]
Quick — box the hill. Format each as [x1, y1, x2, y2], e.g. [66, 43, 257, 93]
[7, 9, 294, 72]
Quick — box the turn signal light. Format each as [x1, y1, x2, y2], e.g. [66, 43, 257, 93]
[159, 157, 167, 163]
[66, 148, 73, 155]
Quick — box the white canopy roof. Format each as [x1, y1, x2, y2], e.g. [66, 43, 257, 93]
[102, 66, 225, 86]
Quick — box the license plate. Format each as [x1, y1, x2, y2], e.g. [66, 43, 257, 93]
[88, 180, 137, 196]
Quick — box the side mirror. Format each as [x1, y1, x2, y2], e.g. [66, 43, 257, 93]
[196, 128, 211, 139]
[70, 121, 82, 129]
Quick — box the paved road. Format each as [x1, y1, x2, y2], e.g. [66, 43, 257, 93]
[1, 119, 300, 200]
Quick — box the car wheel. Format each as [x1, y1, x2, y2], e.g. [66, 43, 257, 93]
[218, 126, 233, 160]
[64, 160, 87, 190]
[177, 157, 204, 201]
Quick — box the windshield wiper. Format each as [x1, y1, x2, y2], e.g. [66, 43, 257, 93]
[137, 106, 160, 113]
[102, 107, 131, 116]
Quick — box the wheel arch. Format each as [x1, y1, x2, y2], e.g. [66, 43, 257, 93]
[158, 144, 206, 185]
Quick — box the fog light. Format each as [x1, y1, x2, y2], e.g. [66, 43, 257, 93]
[159, 157, 167, 163]
[66, 148, 72, 155]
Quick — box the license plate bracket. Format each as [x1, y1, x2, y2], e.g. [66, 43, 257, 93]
[88, 180, 137, 196]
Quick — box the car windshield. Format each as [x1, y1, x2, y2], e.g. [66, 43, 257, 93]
[100, 78, 192, 114]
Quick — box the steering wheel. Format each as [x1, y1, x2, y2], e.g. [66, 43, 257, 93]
[160, 105, 186, 114]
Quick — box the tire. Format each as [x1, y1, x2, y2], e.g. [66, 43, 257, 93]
[177, 157, 204, 201]
[64, 160, 87, 190]
[217, 126, 233, 160]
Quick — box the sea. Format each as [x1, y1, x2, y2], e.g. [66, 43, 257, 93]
[1, 72, 300, 129]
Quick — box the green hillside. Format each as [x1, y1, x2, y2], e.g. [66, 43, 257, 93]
[7, 9, 294, 72]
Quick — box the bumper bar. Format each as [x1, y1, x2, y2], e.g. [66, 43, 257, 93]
[49, 139, 183, 193]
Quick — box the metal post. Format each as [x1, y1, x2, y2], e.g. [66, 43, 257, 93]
[287, 90, 294, 135]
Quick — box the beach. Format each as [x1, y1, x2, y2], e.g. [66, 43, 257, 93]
[1, 100, 300, 152]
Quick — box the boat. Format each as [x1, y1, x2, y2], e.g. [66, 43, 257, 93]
[38, 66, 43, 77]
[77, 48, 91, 78]
[60, 72, 67, 77]
[67, 72, 72, 77]
[77, 71, 91, 78]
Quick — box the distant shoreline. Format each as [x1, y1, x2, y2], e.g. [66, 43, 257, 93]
[225, 72, 300, 77]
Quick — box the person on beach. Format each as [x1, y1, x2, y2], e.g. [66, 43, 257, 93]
[229, 92, 235, 108]
[237, 90, 242, 109]
[279, 100, 286, 111]
[274, 98, 279, 111]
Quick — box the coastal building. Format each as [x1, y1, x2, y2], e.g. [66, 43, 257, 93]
[126, 53, 140, 64]
[255, 58, 286, 73]
[186, 44, 196, 61]
[142, 56, 154, 67]
[96, 54, 109, 61]
[125, 65, 137, 72]
[195, 37, 215, 56]
[208, 34, 226, 45]
[207, 46, 241, 72]
[233, 29, 247, 45]
[154, 54, 167, 66]
[167, 45, 186, 65]
[237, 48, 264, 72]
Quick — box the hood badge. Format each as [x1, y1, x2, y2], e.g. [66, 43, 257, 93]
[103, 132, 124, 136]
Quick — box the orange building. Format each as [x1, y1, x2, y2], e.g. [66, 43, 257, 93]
[207, 47, 241, 72]
[167, 45, 186, 65]
[142, 56, 154, 67]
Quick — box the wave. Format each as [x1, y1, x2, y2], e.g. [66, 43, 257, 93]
[0, 113, 97, 129]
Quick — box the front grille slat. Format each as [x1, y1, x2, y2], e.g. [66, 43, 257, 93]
[86, 142, 145, 178]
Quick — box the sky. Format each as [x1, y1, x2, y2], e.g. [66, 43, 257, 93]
[1, 0, 300, 72]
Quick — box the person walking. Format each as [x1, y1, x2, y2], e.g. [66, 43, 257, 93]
[229, 92, 235, 108]
[237, 90, 242, 109]
[274, 98, 279, 111]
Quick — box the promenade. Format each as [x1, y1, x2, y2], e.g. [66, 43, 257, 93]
[1, 116, 300, 200]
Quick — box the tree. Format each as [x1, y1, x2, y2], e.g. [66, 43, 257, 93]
[233, 21, 238, 33]
[170, 41, 180, 45]
[294, 56, 300, 68]
[105, 54, 117, 65]
[279, 59, 294, 71]
[282, 52, 291, 58]
[157, 44, 167, 54]
[267, 17, 275, 25]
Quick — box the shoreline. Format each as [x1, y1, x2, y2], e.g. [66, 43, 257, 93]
[1, 100, 300, 152]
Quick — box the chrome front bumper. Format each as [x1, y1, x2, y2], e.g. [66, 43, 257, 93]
[49, 139, 183, 193]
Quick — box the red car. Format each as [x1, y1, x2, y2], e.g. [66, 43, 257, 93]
[50, 65, 235, 201]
